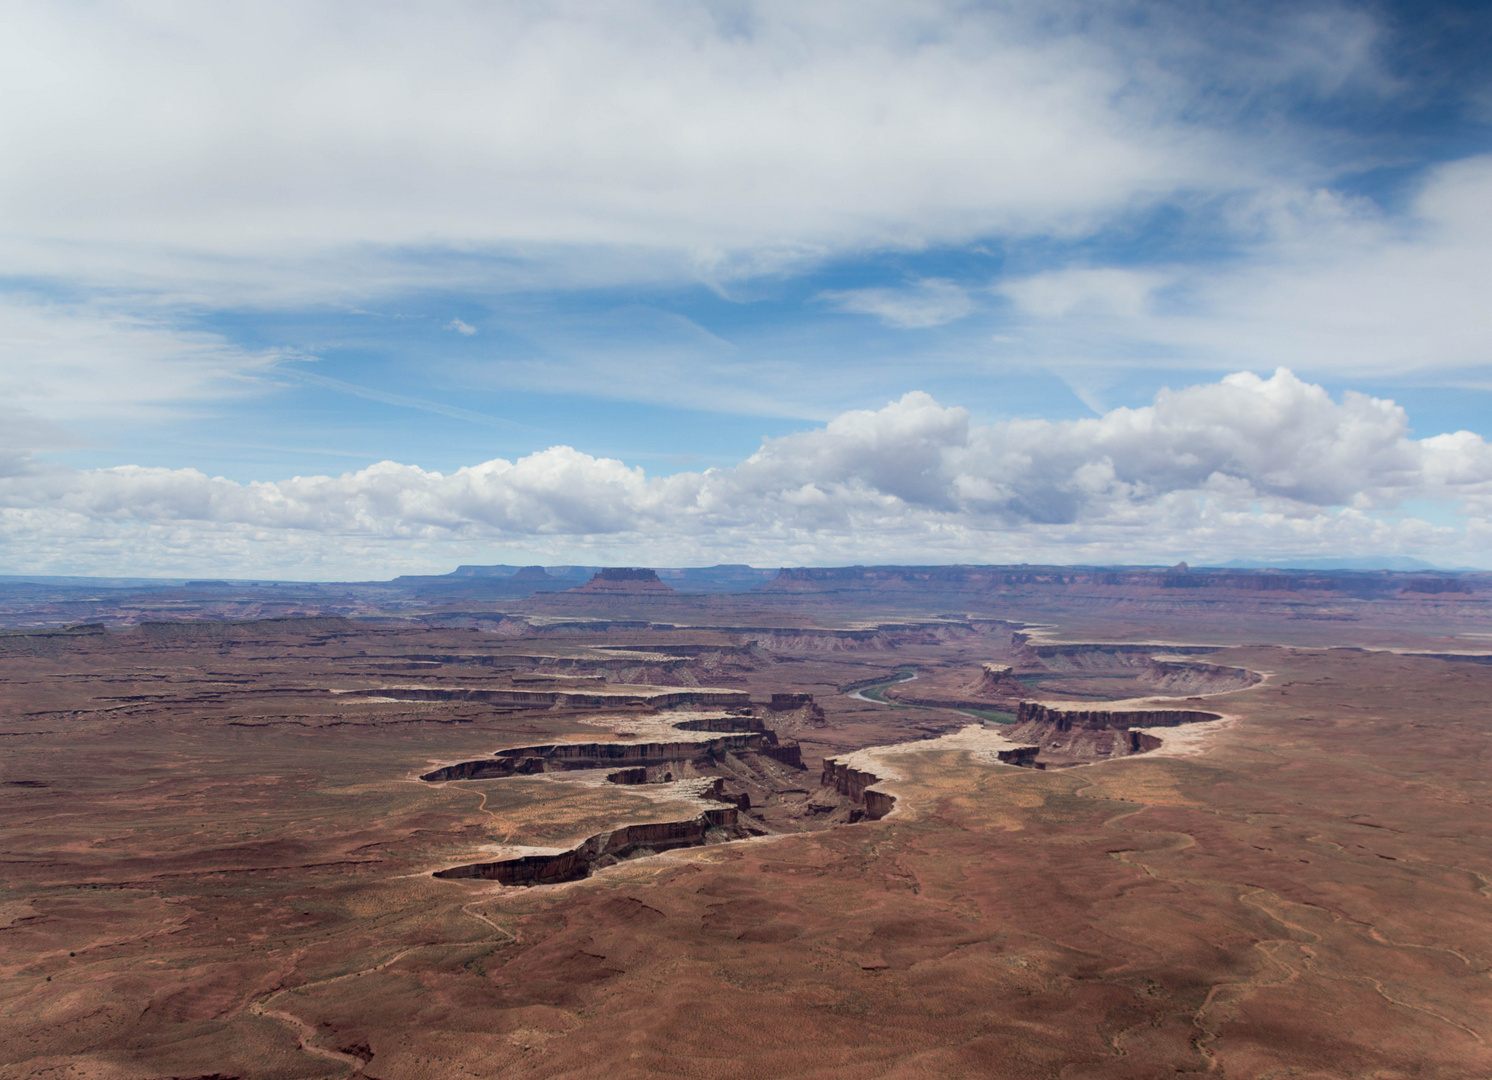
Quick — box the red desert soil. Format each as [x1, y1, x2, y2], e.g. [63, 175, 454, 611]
[2, 601, 1491, 1078]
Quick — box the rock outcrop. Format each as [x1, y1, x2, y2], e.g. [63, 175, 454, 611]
[750, 624, 978, 653]
[769, 692, 813, 710]
[510, 565, 558, 582]
[1012, 638, 1218, 670]
[1401, 577, 1472, 594]
[435, 807, 750, 886]
[1141, 659, 1260, 694]
[972, 663, 1024, 697]
[1006, 702, 1222, 765]
[996, 745, 1042, 767]
[1014, 702, 1221, 730]
[348, 686, 750, 709]
[421, 709, 807, 792]
[0, 623, 108, 658]
[573, 568, 676, 593]
[421, 730, 776, 782]
[760, 743, 804, 768]
[820, 758, 895, 820]
[427, 712, 817, 885]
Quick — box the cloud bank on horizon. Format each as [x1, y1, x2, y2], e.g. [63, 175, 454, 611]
[5, 370, 1491, 576]
[2, 1, 1491, 575]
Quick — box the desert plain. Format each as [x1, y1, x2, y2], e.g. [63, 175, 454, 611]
[2, 564, 1490, 1078]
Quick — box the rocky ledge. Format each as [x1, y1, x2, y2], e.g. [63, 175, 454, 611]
[345, 685, 750, 709]
[820, 758, 896, 821]
[420, 712, 802, 781]
[1014, 702, 1221, 730]
[435, 802, 753, 886]
[427, 705, 824, 884]
[1008, 702, 1223, 764]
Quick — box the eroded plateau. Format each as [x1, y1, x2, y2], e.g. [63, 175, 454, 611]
[3, 565, 1491, 1078]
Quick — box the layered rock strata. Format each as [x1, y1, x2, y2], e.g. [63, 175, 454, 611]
[573, 567, 677, 593]
[820, 758, 896, 821]
[1013, 638, 1218, 666]
[1014, 702, 1221, 729]
[1142, 659, 1261, 694]
[996, 745, 1042, 767]
[421, 729, 777, 782]
[1008, 702, 1222, 764]
[427, 709, 814, 882]
[347, 686, 749, 709]
[434, 806, 749, 886]
[769, 692, 814, 710]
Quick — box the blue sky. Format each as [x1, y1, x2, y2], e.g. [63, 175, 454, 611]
[3, 1, 1492, 576]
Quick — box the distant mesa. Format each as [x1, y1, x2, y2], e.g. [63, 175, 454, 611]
[1401, 576, 1471, 595]
[509, 565, 556, 582]
[447, 564, 517, 578]
[574, 568, 676, 594]
[444, 563, 589, 580]
[755, 563, 1482, 599]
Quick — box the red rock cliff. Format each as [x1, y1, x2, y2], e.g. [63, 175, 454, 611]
[1014, 701, 1221, 731]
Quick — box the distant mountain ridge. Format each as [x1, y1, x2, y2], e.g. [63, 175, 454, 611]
[407, 563, 778, 593]
[756, 564, 1483, 597]
[1215, 556, 1447, 572]
[0, 561, 1487, 629]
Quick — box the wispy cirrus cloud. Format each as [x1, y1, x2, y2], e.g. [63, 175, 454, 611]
[1000, 268, 1171, 320]
[997, 156, 1492, 378]
[280, 369, 526, 430]
[815, 280, 976, 329]
[0, 293, 284, 426]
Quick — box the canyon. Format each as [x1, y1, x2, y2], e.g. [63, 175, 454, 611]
[2, 567, 1490, 1078]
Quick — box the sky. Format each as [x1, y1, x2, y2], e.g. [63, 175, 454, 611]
[4, 0, 1492, 578]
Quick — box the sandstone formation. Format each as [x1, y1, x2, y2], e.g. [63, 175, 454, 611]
[419, 732, 769, 781]
[971, 662, 1024, 697]
[435, 804, 749, 886]
[995, 744, 1042, 766]
[1142, 657, 1261, 693]
[420, 717, 786, 782]
[1012, 636, 1219, 669]
[820, 758, 896, 820]
[509, 565, 558, 582]
[573, 567, 676, 593]
[769, 692, 814, 710]
[346, 685, 750, 709]
[1006, 701, 1222, 765]
[1014, 702, 1222, 729]
[422, 707, 819, 882]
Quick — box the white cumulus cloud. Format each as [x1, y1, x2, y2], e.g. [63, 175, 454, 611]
[1, 370, 1488, 576]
